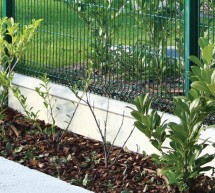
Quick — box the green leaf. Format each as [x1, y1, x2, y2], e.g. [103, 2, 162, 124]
[195, 154, 215, 168]
[195, 166, 213, 173]
[170, 134, 185, 148]
[198, 37, 209, 49]
[131, 111, 142, 122]
[141, 115, 152, 128]
[6, 142, 12, 151]
[189, 98, 200, 112]
[202, 44, 213, 65]
[133, 94, 150, 114]
[43, 101, 49, 109]
[14, 146, 23, 153]
[134, 121, 150, 136]
[162, 170, 178, 185]
[121, 190, 131, 193]
[191, 66, 203, 80]
[208, 83, 215, 96]
[188, 88, 200, 99]
[173, 97, 190, 115]
[201, 68, 213, 83]
[189, 55, 203, 67]
[191, 81, 209, 92]
[211, 70, 215, 84]
[151, 140, 160, 150]
[82, 174, 89, 186]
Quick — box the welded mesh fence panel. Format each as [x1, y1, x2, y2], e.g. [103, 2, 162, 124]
[200, 1, 215, 42]
[13, 0, 185, 110]
[14, 0, 88, 83]
[199, 0, 215, 124]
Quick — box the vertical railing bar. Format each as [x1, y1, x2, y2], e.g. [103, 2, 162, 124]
[56, 1, 59, 74]
[58, 0, 62, 74]
[45, 1, 48, 70]
[120, 3, 123, 90]
[71, 1, 74, 74]
[184, 0, 200, 96]
[75, 1, 79, 78]
[36, 0, 40, 72]
[174, 0, 178, 96]
[172, 2, 175, 97]
[33, 0, 36, 71]
[162, 0, 165, 98]
[39, 0, 43, 72]
[212, 0, 214, 43]
[179, 2, 183, 94]
[65, 1, 68, 76]
[133, 3, 138, 96]
[3, 0, 15, 19]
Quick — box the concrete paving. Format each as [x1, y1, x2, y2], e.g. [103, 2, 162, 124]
[0, 157, 94, 193]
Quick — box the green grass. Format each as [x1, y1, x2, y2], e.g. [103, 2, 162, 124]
[1, 1, 214, 70]
[14, 0, 87, 68]
[1, 1, 185, 69]
[12, 1, 141, 69]
[14, 1, 182, 66]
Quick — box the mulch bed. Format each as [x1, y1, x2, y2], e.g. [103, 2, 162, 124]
[0, 107, 214, 193]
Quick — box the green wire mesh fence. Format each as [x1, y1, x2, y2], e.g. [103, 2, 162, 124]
[200, 0, 215, 41]
[200, 0, 215, 124]
[1, 0, 214, 111]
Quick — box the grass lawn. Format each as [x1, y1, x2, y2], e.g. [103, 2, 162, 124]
[10, 0, 139, 69]
[1, 1, 183, 68]
[15, 0, 87, 68]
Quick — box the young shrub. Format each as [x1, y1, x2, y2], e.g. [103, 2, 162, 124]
[131, 37, 215, 192]
[0, 17, 43, 108]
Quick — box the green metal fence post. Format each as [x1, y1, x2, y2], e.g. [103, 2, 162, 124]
[184, 0, 200, 95]
[3, 0, 15, 18]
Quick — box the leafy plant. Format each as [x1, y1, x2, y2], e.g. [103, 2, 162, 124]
[131, 38, 215, 192]
[23, 146, 35, 161]
[132, 0, 184, 83]
[34, 67, 92, 146]
[35, 74, 58, 126]
[0, 17, 42, 109]
[35, 73, 60, 142]
[0, 17, 42, 141]
[189, 37, 215, 99]
[68, 0, 129, 74]
[131, 93, 215, 192]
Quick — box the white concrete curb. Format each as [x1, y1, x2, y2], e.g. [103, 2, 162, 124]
[0, 157, 93, 193]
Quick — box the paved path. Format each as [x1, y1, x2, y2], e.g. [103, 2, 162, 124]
[0, 157, 93, 193]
